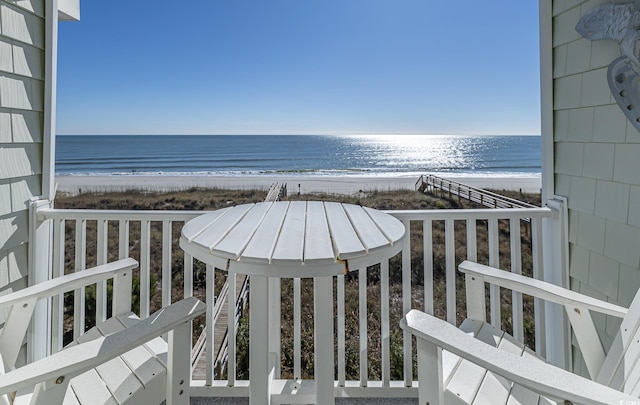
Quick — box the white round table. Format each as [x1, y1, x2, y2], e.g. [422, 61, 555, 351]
[180, 201, 405, 404]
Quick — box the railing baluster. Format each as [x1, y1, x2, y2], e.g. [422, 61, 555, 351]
[381, 259, 390, 387]
[206, 264, 215, 386]
[118, 219, 129, 318]
[268, 277, 281, 379]
[359, 267, 367, 387]
[227, 271, 236, 386]
[467, 219, 477, 262]
[184, 251, 193, 299]
[532, 217, 546, 357]
[118, 219, 129, 259]
[466, 218, 478, 323]
[488, 218, 501, 328]
[294, 277, 303, 380]
[162, 220, 172, 307]
[336, 275, 345, 386]
[96, 219, 108, 323]
[51, 219, 64, 353]
[74, 219, 86, 338]
[445, 219, 455, 324]
[510, 219, 524, 342]
[423, 219, 433, 315]
[402, 219, 412, 386]
[140, 220, 150, 318]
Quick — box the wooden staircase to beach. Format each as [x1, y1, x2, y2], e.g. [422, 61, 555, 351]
[191, 182, 286, 380]
[191, 273, 248, 380]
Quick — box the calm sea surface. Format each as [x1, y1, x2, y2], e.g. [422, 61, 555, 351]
[56, 135, 540, 178]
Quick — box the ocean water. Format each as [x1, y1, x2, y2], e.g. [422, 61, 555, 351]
[55, 134, 541, 178]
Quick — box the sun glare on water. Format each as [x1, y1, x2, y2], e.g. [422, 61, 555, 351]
[342, 135, 477, 173]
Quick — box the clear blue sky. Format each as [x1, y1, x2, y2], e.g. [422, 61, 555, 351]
[56, 1, 541, 136]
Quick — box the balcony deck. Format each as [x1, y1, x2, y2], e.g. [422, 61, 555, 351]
[31, 203, 559, 403]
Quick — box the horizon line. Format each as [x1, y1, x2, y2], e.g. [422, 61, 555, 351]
[57, 133, 542, 137]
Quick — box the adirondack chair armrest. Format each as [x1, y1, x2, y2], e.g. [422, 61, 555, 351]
[459, 260, 627, 318]
[400, 309, 637, 405]
[0, 297, 205, 397]
[0, 258, 139, 310]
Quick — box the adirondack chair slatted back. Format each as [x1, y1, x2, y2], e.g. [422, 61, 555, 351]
[0, 268, 132, 371]
[596, 287, 640, 395]
[0, 298, 37, 371]
[0, 259, 136, 405]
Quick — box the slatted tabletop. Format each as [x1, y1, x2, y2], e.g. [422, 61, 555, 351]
[180, 201, 405, 277]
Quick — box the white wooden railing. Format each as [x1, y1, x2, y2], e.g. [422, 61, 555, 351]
[36, 204, 557, 399]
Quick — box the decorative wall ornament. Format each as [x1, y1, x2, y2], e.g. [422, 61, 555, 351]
[577, 1, 640, 130]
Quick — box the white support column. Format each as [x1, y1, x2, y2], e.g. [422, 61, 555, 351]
[314, 276, 335, 405]
[43, 0, 59, 201]
[542, 197, 571, 370]
[28, 200, 53, 362]
[539, 0, 554, 202]
[539, 0, 570, 372]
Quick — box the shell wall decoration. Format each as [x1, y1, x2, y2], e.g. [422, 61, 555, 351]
[577, 1, 640, 130]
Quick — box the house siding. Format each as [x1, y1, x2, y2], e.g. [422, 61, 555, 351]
[552, 0, 640, 376]
[0, 0, 45, 302]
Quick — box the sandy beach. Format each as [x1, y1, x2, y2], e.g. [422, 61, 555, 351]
[55, 174, 542, 196]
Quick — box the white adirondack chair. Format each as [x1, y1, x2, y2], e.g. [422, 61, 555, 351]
[0, 258, 205, 405]
[400, 260, 640, 405]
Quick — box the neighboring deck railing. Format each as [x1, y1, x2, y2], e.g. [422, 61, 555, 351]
[36, 204, 556, 399]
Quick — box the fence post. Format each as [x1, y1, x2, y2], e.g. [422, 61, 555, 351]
[28, 199, 53, 362]
[542, 197, 571, 370]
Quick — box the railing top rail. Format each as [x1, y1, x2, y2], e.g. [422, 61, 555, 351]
[38, 208, 204, 221]
[385, 206, 554, 221]
[39, 206, 554, 222]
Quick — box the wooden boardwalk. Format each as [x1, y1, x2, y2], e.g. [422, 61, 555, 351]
[192, 273, 248, 380]
[191, 182, 285, 380]
[416, 174, 537, 209]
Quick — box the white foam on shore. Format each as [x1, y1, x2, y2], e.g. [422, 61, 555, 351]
[55, 174, 542, 196]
